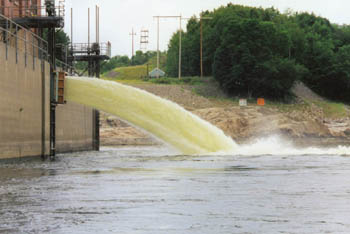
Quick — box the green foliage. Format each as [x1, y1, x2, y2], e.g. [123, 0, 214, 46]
[42, 29, 70, 45]
[165, 3, 350, 102]
[101, 55, 131, 74]
[75, 61, 88, 72]
[147, 77, 202, 85]
[131, 50, 157, 65]
[104, 65, 149, 80]
[212, 18, 305, 99]
[101, 51, 166, 75]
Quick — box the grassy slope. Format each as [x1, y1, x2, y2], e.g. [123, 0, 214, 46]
[102, 53, 166, 81]
[103, 63, 349, 119]
[103, 65, 149, 80]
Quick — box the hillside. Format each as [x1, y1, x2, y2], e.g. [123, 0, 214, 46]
[102, 52, 167, 80]
[103, 65, 149, 80]
[100, 79, 350, 147]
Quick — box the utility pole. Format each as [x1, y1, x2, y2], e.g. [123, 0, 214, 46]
[129, 28, 136, 64]
[179, 15, 182, 79]
[199, 16, 213, 78]
[157, 16, 160, 71]
[153, 15, 189, 79]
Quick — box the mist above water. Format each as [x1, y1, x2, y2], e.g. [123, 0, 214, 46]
[234, 136, 350, 156]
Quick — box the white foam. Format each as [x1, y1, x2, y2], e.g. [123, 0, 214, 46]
[233, 136, 350, 156]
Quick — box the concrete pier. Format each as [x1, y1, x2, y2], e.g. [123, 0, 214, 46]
[0, 39, 95, 159]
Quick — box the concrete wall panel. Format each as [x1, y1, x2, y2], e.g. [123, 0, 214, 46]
[56, 103, 94, 153]
[0, 41, 94, 160]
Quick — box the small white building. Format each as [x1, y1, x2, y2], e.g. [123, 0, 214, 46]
[149, 68, 165, 78]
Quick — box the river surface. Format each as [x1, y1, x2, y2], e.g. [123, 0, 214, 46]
[1, 146, 350, 234]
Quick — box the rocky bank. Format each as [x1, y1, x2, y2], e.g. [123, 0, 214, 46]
[100, 82, 350, 148]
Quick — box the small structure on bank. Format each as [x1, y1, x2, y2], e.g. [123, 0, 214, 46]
[149, 68, 165, 78]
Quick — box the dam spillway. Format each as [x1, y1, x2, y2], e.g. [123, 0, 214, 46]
[65, 77, 238, 155]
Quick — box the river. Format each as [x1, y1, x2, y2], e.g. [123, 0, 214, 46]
[1, 146, 350, 233]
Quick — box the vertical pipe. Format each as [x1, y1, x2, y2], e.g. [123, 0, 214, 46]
[200, 18, 203, 78]
[88, 8, 90, 49]
[24, 30, 27, 67]
[96, 5, 98, 43]
[41, 59, 46, 159]
[19, 0, 22, 17]
[70, 8, 73, 75]
[48, 27, 56, 160]
[5, 18, 8, 60]
[157, 17, 159, 71]
[32, 33, 35, 70]
[71, 8, 73, 48]
[179, 15, 182, 79]
[15, 25, 18, 63]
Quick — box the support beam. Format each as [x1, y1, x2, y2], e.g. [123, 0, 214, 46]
[48, 27, 56, 160]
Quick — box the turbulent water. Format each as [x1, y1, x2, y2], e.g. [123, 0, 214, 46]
[235, 136, 350, 156]
[65, 77, 237, 155]
[1, 147, 350, 233]
[2, 77, 350, 233]
[66, 77, 350, 156]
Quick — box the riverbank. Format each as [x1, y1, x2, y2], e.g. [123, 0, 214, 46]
[100, 79, 350, 148]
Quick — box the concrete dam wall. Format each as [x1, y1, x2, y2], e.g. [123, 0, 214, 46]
[0, 41, 95, 160]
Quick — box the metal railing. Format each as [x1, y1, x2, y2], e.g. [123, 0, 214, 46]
[56, 59, 79, 76]
[0, 3, 65, 19]
[0, 13, 49, 65]
[71, 42, 112, 58]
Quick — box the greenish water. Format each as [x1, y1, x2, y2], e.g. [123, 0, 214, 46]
[1, 146, 350, 233]
[65, 77, 236, 155]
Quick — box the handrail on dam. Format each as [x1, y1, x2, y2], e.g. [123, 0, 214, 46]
[71, 42, 112, 58]
[0, 4, 65, 19]
[0, 13, 49, 64]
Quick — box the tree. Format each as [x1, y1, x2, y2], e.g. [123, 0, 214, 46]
[212, 18, 303, 99]
[164, 4, 350, 102]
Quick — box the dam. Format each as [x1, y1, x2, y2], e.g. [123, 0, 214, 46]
[0, 2, 108, 160]
[0, 2, 236, 160]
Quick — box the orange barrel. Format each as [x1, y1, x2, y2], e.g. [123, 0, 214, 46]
[257, 98, 265, 106]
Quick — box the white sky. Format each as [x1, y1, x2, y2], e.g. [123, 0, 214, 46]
[63, 0, 350, 57]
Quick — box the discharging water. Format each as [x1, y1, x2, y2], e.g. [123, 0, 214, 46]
[2, 77, 349, 233]
[65, 77, 237, 155]
[1, 146, 350, 233]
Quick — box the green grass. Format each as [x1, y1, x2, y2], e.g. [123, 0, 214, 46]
[266, 98, 349, 118]
[102, 64, 350, 119]
[144, 76, 203, 85]
[102, 64, 152, 80]
[312, 101, 349, 118]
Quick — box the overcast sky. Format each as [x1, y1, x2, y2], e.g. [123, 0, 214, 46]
[63, 0, 350, 57]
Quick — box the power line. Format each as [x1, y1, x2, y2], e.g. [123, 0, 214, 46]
[153, 15, 189, 79]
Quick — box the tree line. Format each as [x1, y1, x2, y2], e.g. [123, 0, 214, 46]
[166, 4, 350, 102]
